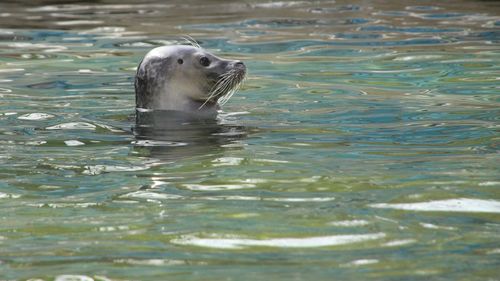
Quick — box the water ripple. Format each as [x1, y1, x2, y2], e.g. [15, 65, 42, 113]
[0, 0, 499, 279]
[46, 122, 96, 130]
[371, 198, 500, 213]
[17, 112, 54, 120]
[171, 233, 386, 249]
[183, 183, 256, 191]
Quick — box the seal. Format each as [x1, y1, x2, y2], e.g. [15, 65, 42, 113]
[134, 44, 246, 116]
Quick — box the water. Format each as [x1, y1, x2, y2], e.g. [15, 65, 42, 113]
[1, 0, 499, 280]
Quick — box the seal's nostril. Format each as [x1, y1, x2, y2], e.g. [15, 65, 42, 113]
[234, 61, 245, 68]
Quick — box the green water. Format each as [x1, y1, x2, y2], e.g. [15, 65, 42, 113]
[1, 0, 499, 280]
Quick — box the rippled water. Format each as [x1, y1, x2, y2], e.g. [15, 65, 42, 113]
[1, 0, 499, 280]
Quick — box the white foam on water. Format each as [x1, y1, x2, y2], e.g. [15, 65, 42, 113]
[46, 203, 99, 208]
[253, 1, 308, 8]
[183, 183, 256, 191]
[18, 112, 54, 120]
[254, 158, 290, 163]
[47, 122, 96, 130]
[0, 192, 21, 199]
[56, 20, 104, 26]
[383, 239, 417, 247]
[212, 157, 244, 166]
[328, 220, 370, 227]
[393, 55, 443, 61]
[64, 140, 85, 146]
[171, 233, 386, 249]
[370, 198, 500, 213]
[266, 197, 335, 202]
[83, 165, 149, 175]
[93, 276, 113, 281]
[132, 140, 188, 147]
[479, 181, 500, 186]
[121, 191, 183, 200]
[0, 68, 24, 73]
[97, 225, 129, 232]
[344, 259, 379, 266]
[55, 275, 94, 281]
[200, 195, 260, 201]
[197, 195, 334, 202]
[419, 223, 456, 230]
[113, 258, 185, 266]
[486, 248, 500, 255]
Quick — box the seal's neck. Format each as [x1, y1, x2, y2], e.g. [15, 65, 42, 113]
[152, 84, 218, 117]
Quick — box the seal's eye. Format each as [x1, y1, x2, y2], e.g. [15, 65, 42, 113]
[177, 58, 183, 64]
[200, 56, 210, 67]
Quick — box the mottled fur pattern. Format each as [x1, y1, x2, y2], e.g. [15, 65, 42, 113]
[135, 57, 172, 109]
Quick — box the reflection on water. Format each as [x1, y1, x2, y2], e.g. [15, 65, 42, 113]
[133, 110, 247, 161]
[1, 0, 500, 280]
[371, 198, 500, 213]
[171, 232, 386, 249]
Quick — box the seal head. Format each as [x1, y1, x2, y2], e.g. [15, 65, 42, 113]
[135, 45, 246, 115]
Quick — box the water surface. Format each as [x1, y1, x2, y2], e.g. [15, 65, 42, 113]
[0, 0, 499, 280]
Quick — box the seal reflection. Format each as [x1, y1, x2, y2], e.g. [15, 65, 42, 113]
[132, 110, 247, 161]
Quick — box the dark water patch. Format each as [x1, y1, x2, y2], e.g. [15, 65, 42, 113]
[334, 33, 382, 40]
[0, 34, 32, 41]
[186, 18, 331, 31]
[27, 80, 71, 89]
[405, 6, 441, 11]
[360, 25, 464, 34]
[420, 12, 467, 19]
[474, 31, 500, 41]
[202, 38, 451, 54]
[344, 18, 371, 25]
[245, 19, 329, 28]
[373, 11, 411, 17]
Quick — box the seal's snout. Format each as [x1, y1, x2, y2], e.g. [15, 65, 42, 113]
[231, 61, 246, 79]
[230, 60, 246, 71]
[201, 58, 246, 108]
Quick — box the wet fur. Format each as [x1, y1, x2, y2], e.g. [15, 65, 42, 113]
[135, 57, 172, 109]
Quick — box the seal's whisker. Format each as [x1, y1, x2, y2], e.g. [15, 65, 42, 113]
[210, 74, 232, 91]
[181, 35, 201, 49]
[210, 77, 231, 97]
[199, 67, 245, 109]
[219, 88, 237, 106]
[199, 75, 232, 109]
[219, 81, 242, 106]
[219, 70, 245, 105]
[213, 72, 235, 93]
[218, 75, 243, 106]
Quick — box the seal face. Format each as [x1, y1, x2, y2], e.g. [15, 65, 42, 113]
[134, 45, 246, 115]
